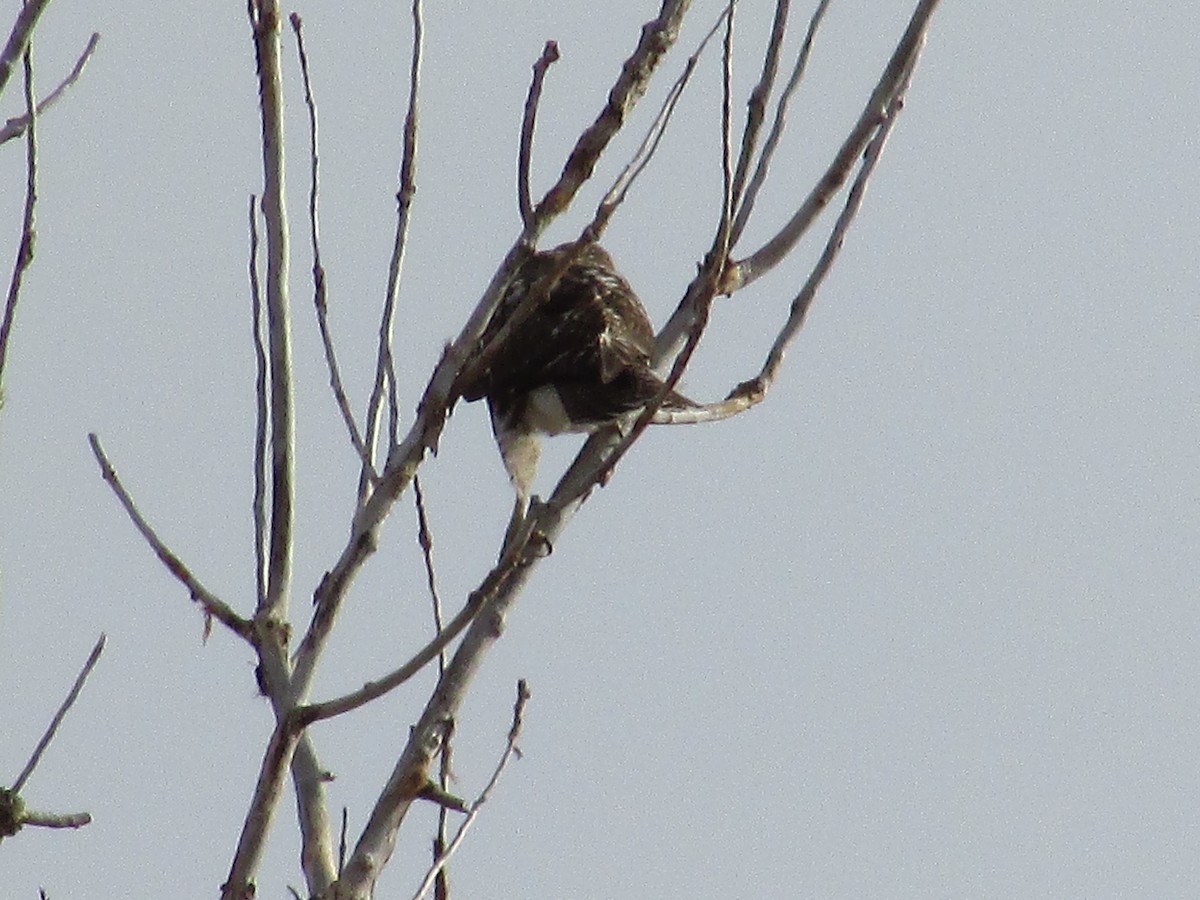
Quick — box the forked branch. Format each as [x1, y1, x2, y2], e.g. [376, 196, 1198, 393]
[0, 31, 99, 145]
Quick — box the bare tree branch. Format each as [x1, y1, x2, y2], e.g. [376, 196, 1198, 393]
[296, 560, 505, 727]
[412, 474, 454, 896]
[727, 0, 789, 231]
[15, 808, 92, 829]
[222, 718, 302, 899]
[248, 0, 294, 635]
[290, 13, 374, 479]
[725, 0, 939, 289]
[248, 194, 268, 610]
[88, 434, 253, 640]
[12, 635, 105, 794]
[595, 5, 729, 230]
[0, 31, 98, 145]
[0, 0, 50, 101]
[532, 0, 692, 228]
[0, 43, 37, 394]
[517, 40, 559, 228]
[729, 0, 830, 245]
[410, 681, 531, 900]
[359, 0, 424, 500]
[752, 33, 921, 394]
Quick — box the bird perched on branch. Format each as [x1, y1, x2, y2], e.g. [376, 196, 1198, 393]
[459, 242, 696, 525]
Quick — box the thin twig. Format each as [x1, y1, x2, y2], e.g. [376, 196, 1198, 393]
[517, 40, 560, 228]
[360, 0, 424, 501]
[410, 681, 531, 900]
[290, 13, 375, 478]
[719, 1, 736, 256]
[0, 42, 38, 392]
[413, 475, 445, 652]
[12, 635, 105, 793]
[726, 0, 788, 229]
[413, 474, 452, 897]
[730, 0, 829, 246]
[754, 35, 921, 392]
[727, 0, 938, 289]
[596, 5, 729, 225]
[249, 195, 268, 610]
[0, 31, 98, 145]
[88, 434, 253, 640]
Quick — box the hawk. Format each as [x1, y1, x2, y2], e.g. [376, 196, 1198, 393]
[459, 242, 695, 522]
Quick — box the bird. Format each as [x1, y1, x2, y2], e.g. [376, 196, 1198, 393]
[458, 242, 696, 532]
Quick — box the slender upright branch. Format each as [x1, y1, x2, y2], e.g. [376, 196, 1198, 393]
[727, 0, 788, 226]
[249, 0, 294, 629]
[413, 475, 452, 898]
[12, 635, 105, 794]
[249, 195, 268, 609]
[0, 43, 37, 393]
[360, 0, 424, 500]
[517, 40, 559, 228]
[0, 31, 98, 145]
[290, 14, 373, 476]
[730, 0, 830, 245]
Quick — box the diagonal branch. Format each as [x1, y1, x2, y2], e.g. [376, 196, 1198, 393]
[752, 31, 921, 394]
[12, 634, 105, 794]
[0, 31, 98, 145]
[0, 0, 50, 101]
[0, 42, 38, 395]
[410, 680, 531, 900]
[531, 0, 693, 228]
[88, 434, 253, 641]
[725, 0, 939, 290]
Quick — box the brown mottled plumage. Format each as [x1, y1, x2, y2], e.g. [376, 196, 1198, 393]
[460, 243, 694, 512]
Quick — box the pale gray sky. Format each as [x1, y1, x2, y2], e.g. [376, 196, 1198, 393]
[2, 1, 1198, 897]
